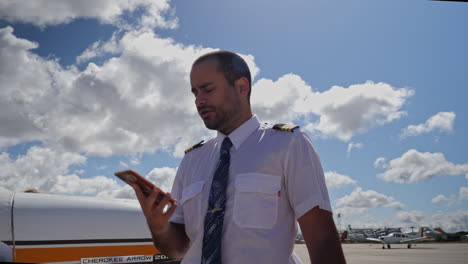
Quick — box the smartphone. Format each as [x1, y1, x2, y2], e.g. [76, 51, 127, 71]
[114, 170, 176, 204]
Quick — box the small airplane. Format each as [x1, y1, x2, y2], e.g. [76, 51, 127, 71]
[366, 227, 432, 249]
[346, 225, 403, 243]
[0, 188, 179, 263]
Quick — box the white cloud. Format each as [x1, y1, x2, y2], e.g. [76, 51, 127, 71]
[55, 167, 178, 199]
[1, 24, 412, 159]
[324, 171, 357, 189]
[304, 81, 413, 141]
[0, 26, 222, 157]
[252, 77, 413, 141]
[347, 142, 363, 158]
[0, 145, 177, 198]
[49, 172, 143, 199]
[333, 207, 368, 217]
[432, 194, 450, 204]
[0, 146, 86, 192]
[76, 33, 121, 64]
[460, 187, 468, 200]
[0, 5, 419, 210]
[90, 167, 177, 198]
[0, 0, 177, 29]
[146, 167, 177, 193]
[50, 174, 120, 195]
[431, 187, 468, 206]
[429, 211, 468, 232]
[51, 30, 217, 157]
[386, 201, 405, 210]
[397, 210, 425, 224]
[400, 111, 456, 138]
[130, 157, 141, 165]
[0, 145, 127, 197]
[377, 149, 468, 183]
[337, 209, 468, 232]
[374, 157, 388, 169]
[251, 74, 313, 124]
[342, 214, 401, 230]
[0, 26, 62, 148]
[335, 187, 404, 210]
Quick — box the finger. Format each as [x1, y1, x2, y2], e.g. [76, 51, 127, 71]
[156, 194, 171, 213]
[154, 190, 164, 205]
[165, 192, 177, 205]
[131, 184, 147, 207]
[166, 193, 175, 205]
[164, 202, 178, 218]
[146, 187, 163, 211]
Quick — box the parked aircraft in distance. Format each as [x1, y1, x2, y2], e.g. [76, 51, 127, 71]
[366, 228, 432, 249]
[345, 225, 403, 243]
[434, 227, 468, 241]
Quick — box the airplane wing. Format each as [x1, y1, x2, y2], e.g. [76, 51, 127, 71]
[366, 238, 384, 243]
[401, 236, 431, 243]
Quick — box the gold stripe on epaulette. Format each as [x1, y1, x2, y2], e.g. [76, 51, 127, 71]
[273, 123, 299, 132]
[184, 140, 205, 154]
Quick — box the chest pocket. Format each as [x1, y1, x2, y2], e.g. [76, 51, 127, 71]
[181, 181, 204, 236]
[233, 173, 281, 229]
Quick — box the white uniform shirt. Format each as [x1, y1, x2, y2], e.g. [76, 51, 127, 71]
[170, 115, 332, 264]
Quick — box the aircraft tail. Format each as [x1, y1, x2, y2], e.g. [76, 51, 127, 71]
[434, 227, 446, 234]
[420, 227, 424, 237]
[341, 231, 348, 242]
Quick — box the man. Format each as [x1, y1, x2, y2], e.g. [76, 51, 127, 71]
[132, 51, 346, 263]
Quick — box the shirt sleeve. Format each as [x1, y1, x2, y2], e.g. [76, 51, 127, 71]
[284, 130, 332, 220]
[169, 156, 189, 224]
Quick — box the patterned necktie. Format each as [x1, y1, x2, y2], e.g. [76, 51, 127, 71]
[201, 137, 233, 264]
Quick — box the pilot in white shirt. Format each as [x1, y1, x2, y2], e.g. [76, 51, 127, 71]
[170, 115, 332, 264]
[131, 50, 345, 264]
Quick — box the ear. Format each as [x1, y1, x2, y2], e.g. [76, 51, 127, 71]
[235, 77, 250, 98]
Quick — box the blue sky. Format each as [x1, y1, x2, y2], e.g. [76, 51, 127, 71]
[0, 0, 467, 232]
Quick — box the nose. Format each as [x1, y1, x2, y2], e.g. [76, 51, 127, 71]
[195, 94, 206, 108]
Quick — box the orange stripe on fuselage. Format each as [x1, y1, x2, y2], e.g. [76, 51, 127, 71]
[15, 244, 159, 262]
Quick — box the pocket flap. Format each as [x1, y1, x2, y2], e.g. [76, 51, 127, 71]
[235, 173, 281, 194]
[181, 181, 204, 204]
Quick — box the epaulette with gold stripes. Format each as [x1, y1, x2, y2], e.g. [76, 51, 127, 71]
[184, 140, 205, 154]
[272, 123, 299, 132]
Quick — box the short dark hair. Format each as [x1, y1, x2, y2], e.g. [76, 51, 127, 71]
[192, 51, 252, 101]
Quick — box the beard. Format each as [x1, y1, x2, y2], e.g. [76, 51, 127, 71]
[201, 106, 232, 131]
[199, 94, 242, 133]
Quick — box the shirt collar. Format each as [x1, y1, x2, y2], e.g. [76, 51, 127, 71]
[216, 115, 260, 150]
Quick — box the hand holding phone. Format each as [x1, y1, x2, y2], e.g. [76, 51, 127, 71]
[114, 170, 176, 204]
